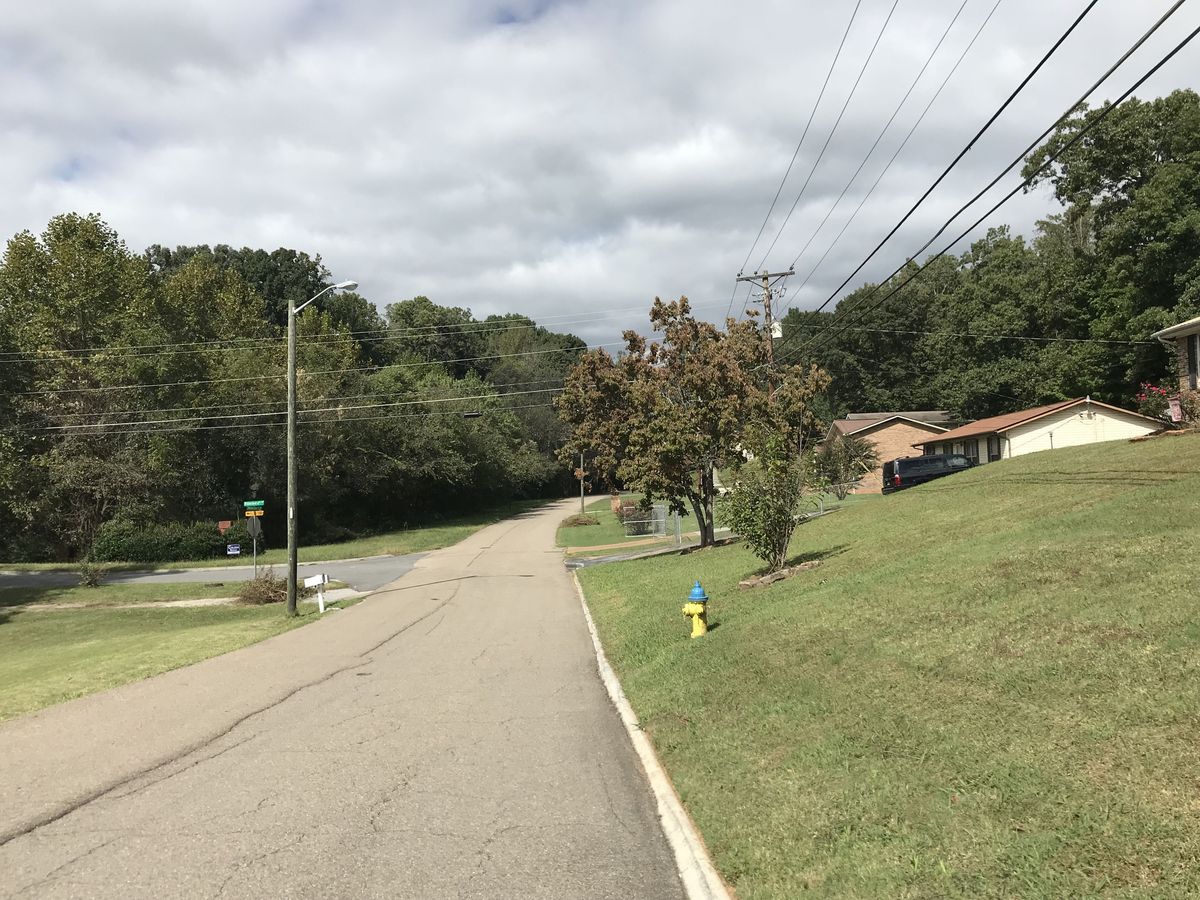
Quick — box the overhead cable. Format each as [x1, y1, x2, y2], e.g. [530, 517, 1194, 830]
[775, 0, 1005, 319]
[729, 0, 865, 318]
[752, 0, 903, 276]
[780, 17, 1200, 364]
[812, 0, 1104, 315]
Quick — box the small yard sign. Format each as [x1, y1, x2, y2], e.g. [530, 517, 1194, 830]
[226, 543, 241, 556]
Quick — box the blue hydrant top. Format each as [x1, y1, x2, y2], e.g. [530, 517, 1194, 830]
[689, 580, 708, 603]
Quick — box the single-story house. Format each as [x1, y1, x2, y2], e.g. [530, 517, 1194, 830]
[916, 397, 1162, 463]
[826, 411, 952, 492]
[1151, 314, 1200, 414]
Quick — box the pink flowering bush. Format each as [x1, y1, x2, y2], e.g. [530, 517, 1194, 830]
[1135, 382, 1172, 420]
[1136, 382, 1198, 426]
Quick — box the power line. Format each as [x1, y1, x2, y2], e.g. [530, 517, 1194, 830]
[36, 387, 564, 431]
[783, 0, 971, 275]
[31, 378, 566, 423]
[731, 0, 865, 310]
[789, 0, 1192, 359]
[775, 0, 1005, 319]
[40, 402, 560, 439]
[781, 18, 1200, 364]
[14, 341, 626, 397]
[811, 0, 1104, 315]
[783, 323, 1155, 345]
[893, 0, 1189, 267]
[752, 0, 902, 276]
[0, 300, 729, 365]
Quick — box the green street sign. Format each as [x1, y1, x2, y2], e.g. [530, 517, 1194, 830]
[243, 500, 265, 509]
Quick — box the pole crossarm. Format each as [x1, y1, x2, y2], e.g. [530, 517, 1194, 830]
[735, 269, 794, 287]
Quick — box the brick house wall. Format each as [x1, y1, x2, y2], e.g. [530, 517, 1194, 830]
[852, 421, 948, 493]
[1173, 334, 1199, 411]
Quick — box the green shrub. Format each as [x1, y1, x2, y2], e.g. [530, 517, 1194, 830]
[561, 514, 600, 527]
[90, 520, 259, 563]
[720, 449, 806, 573]
[616, 501, 653, 535]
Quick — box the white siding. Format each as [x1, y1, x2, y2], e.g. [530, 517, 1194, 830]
[1004, 405, 1158, 457]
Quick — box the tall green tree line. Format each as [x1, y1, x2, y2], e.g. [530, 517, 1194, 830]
[0, 215, 584, 560]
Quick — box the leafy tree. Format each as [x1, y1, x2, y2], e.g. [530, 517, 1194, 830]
[148, 243, 330, 328]
[555, 347, 633, 492]
[1023, 89, 1200, 393]
[384, 297, 486, 378]
[0, 214, 583, 560]
[814, 434, 879, 500]
[0, 214, 160, 556]
[560, 297, 828, 548]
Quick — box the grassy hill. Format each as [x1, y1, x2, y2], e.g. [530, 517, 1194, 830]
[578, 434, 1200, 899]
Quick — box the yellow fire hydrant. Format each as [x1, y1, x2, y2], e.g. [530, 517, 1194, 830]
[682, 580, 709, 638]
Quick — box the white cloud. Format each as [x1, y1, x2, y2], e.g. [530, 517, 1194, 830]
[1, 0, 1198, 343]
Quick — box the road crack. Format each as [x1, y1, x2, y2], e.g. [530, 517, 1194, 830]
[0, 590, 461, 848]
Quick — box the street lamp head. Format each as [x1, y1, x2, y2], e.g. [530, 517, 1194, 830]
[295, 278, 358, 315]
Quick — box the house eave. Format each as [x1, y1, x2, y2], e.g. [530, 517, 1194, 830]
[1151, 316, 1200, 343]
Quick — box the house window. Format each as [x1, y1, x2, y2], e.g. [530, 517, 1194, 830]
[1188, 334, 1199, 390]
[962, 440, 979, 463]
[987, 435, 1001, 462]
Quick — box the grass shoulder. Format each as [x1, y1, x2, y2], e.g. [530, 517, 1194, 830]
[577, 435, 1200, 897]
[0, 582, 242, 609]
[0, 602, 338, 722]
[1, 500, 548, 572]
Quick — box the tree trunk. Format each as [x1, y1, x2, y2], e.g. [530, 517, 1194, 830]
[687, 493, 709, 547]
[703, 467, 716, 545]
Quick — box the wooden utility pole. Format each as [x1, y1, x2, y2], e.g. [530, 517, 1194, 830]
[579, 452, 586, 515]
[736, 269, 793, 396]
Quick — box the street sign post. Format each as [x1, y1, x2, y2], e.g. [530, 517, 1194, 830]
[242, 502, 265, 574]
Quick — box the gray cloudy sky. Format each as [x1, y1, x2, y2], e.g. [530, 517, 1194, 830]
[2, 0, 1198, 344]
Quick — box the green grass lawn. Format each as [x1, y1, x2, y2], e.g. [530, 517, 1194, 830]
[0, 579, 349, 610]
[0, 603, 319, 722]
[0, 582, 241, 609]
[558, 497, 659, 549]
[578, 435, 1200, 898]
[558, 495, 703, 552]
[0, 500, 546, 571]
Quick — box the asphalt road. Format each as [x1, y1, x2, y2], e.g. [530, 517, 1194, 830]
[0, 554, 423, 592]
[0, 501, 685, 899]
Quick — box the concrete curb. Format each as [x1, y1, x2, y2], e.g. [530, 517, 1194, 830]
[572, 571, 732, 900]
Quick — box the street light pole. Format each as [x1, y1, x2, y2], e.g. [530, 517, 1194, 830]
[287, 279, 358, 617]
